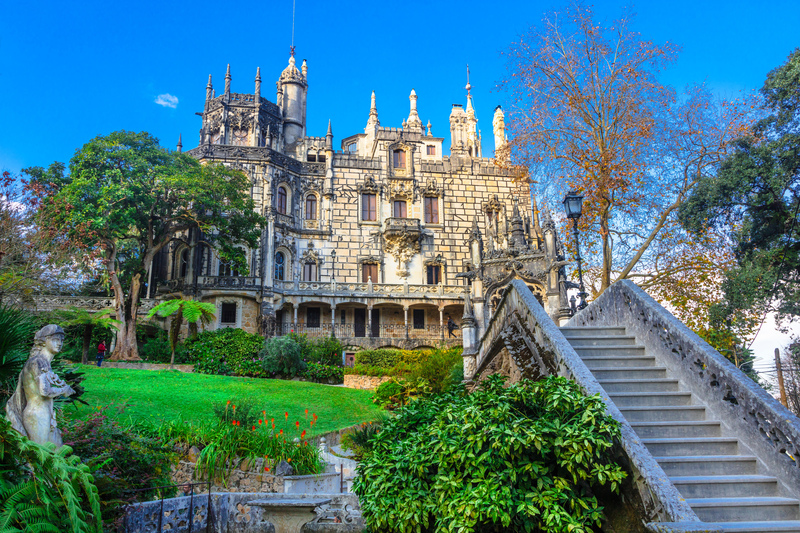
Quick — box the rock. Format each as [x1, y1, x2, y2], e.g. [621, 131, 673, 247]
[275, 459, 294, 476]
[187, 446, 201, 463]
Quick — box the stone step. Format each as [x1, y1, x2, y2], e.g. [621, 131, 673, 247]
[643, 437, 740, 456]
[671, 475, 779, 498]
[656, 456, 758, 476]
[582, 355, 657, 369]
[563, 335, 638, 347]
[608, 391, 694, 407]
[712, 521, 800, 532]
[686, 497, 800, 523]
[572, 345, 647, 357]
[592, 367, 668, 380]
[630, 421, 722, 439]
[598, 378, 681, 393]
[619, 405, 707, 422]
[560, 326, 627, 337]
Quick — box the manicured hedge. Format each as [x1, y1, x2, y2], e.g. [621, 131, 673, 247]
[189, 328, 264, 377]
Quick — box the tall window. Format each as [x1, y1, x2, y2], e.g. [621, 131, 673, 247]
[393, 149, 406, 168]
[277, 186, 288, 215]
[221, 302, 237, 325]
[424, 197, 439, 223]
[305, 195, 317, 220]
[218, 261, 239, 277]
[427, 265, 441, 285]
[362, 263, 378, 283]
[362, 193, 377, 221]
[179, 249, 189, 278]
[211, 131, 222, 144]
[393, 200, 407, 218]
[426, 145, 436, 156]
[303, 262, 317, 282]
[274, 252, 285, 280]
[232, 129, 248, 146]
[413, 309, 425, 329]
[306, 307, 321, 328]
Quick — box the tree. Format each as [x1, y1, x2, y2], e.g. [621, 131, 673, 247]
[680, 49, 800, 329]
[502, 4, 750, 305]
[25, 131, 265, 361]
[146, 298, 216, 366]
[56, 307, 120, 365]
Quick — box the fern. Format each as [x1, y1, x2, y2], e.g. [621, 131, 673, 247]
[0, 417, 101, 532]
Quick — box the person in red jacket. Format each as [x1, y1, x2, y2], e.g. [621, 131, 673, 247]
[96, 341, 106, 367]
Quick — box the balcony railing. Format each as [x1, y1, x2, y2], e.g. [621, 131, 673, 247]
[276, 323, 457, 341]
[197, 276, 261, 289]
[276, 280, 465, 296]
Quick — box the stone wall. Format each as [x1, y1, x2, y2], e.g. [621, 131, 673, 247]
[343, 375, 391, 390]
[172, 460, 285, 494]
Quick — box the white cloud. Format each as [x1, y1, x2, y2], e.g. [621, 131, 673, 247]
[155, 93, 179, 108]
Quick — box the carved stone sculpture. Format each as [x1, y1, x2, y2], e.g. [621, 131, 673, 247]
[5, 324, 75, 447]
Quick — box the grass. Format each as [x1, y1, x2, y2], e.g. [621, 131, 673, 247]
[67, 365, 382, 436]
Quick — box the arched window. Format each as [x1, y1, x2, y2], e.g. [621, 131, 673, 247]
[277, 186, 288, 215]
[179, 249, 189, 278]
[275, 252, 285, 280]
[218, 260, 239, 277]
[305, 195, 317, 220]
[232, 129, 248, 146]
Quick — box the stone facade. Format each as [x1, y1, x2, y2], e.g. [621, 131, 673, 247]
[153, 54, 570, 348]
[342, 375, 391, 391]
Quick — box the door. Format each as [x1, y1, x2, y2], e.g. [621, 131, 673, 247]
[371, 309, 380, 338]
[354, 308, 366, 338]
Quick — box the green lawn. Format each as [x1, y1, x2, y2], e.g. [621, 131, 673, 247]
[69, 366, 382, 435]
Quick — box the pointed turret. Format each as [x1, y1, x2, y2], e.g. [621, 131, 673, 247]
[205, 75, 213, 101]
[509, 197, 527, 249]
[493, 105, 507, 159]
[277, 54, 308, 148]
[254, 67, 262, 101]
[366, 90, 380, 133]
[325, 120, 333, 151]
[224, 64, 231, 96]
[407, 89, 423, 133]
[176, 134, 183, 153]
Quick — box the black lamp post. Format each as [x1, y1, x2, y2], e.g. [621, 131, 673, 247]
[563, 190, 588, 311]
[330, 250, 337, 338]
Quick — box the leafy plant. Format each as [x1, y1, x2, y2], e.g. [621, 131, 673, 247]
[260, 336, 306, 377]
[0, 416, 102, 532]
[409, 346, 463, 393]
[308, 336, 344, 366]
[355, 375, 626, 533]
[147, 298, 216, 366]
[354, 348, 404, 367]
[372, 378, 431, 409]
[340, 412, 391, 461]
[303, 362, 344, 384]
[0, 304, 39, 407]
[188, 328, 264, 376]
[55, 307, 120, 365]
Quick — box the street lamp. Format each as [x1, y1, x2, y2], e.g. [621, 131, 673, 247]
[330, 249, 337, 338]
[563, 190, 588, 311]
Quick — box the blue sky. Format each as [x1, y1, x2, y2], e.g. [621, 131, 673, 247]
[2, 0, 799, 174]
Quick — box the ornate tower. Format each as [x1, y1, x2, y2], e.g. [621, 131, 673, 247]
[277, 54, 308, 149]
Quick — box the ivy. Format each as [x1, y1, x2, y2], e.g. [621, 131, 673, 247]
[354, 375, 625, 533]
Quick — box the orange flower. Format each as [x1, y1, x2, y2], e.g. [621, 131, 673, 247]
[284, 412, 288, 420]
[295, 421, 300, 429]
[305, 409, 309, 416]
[259, 419, 263, 425]
[279, 429, 283, 435]
[287, 458, 291, 462]
[262, 410, 266, 416]
[232, 421, 236, 426]
[264, 466, 270, 472]
[272, 422, 275, 430]
[301, 430, 306, 439]
[270, 418, 274, 424]
[226, 400, 231, 405]
[252, 425, 256, 431]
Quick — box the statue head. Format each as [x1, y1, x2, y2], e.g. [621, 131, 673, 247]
[33, 324, 65, 357]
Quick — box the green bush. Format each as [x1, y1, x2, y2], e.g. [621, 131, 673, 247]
[354, 348, 404, 367]
[260, 336, 307, 377]
[308, 336, 344, 366]
[139, 335, 190, 364]
[372, 377, 431, 409]
[211, 397, 262, 428]
[189, 328, 264, 377]
[304, 362, 344, 383]
[355, 375, 626, 533]
[409, 346, 463, 393]
[0, 305, 39, 407]
[61, 406, 176, 532]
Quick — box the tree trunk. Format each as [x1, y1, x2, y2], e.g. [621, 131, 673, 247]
[81, 324, 93, 365]
[107, 264, 143, 361]
[169, 313, 183, 367]
[600, 201, 613, 292]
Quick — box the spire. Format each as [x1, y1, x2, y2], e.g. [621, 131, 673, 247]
[301, 59, 307, 79]
[176, 134, 183, 153]
[533, 197, 542, 233]
[366, 90, 379, 131]
[206, 75, 213, 101]
[325, 120, 333, 150]
[224, 64, 231, 96]
[465, 64, 474, 115]
[407, 89, 422, 132]
[254, 67, 261, 101]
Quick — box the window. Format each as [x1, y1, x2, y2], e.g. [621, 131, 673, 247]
[274, 252, 285, 280]
[393, 200, 407, 218]
[361, 193, 377, 221]
[318, 154, 326, 163]
[424, 197, 439, 223]
[307, 307, 321, 328]
[211, 131, 222, 145]
[232, 129, 248, 146]
[413, 309, 425, 329]
[427, 265, 441, 285]
[340, 309, 346, 325]
[426, 145, 436, 156]
[305, 195, 317, 220]
[362, 263, 378, 283]
[307, 151, 317, 162]
[303, 262, 317, 281]
[347, 143, 357, 153]
[221, 303, 237, 324]
[179, 249, 189, 278]
[218, 261, 239, 277]
[277, 186, 288, 215]
[393, 149, 406, 169]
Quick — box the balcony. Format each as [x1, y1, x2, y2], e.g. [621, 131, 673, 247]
[276, 322, 458, 343]
[196, 276, 261, 290]
[383, 217, 421, 239]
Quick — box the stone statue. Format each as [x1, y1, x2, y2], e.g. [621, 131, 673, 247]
[5, 324, 75, 447]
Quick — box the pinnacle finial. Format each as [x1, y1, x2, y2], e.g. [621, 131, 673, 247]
[326, 119, 332, 136]
[207, 74, 213, 88]
[427, 120, 432, 136]
[224, 64, 231, 95]
[370, 90, 376, 111]
[176, 134, 183, 153]
[255, 67, 261, 81]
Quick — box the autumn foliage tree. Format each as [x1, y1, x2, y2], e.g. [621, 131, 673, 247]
[25, 131, 265, 361]
[502, 4, 751, 329]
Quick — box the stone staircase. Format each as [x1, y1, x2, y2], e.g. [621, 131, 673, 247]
[561, 325, 800, 533]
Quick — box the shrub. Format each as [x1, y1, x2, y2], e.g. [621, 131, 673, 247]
[189, 328, 264, 377]
[354, 348, 403, 367]
[60, 406, 176, 531]
[372, 377, 431, 409]
[308, 336, 344, 366]
[139, 335, 189, 364]
[260, 336, 307, 377]
[0, 305, 39, 407]
[409, 346, 463, 393]
[304, 362, 344, 384]
[340, 411, 391, 461]
[212, 397, 262, 428]
[355, 375, 626, 533]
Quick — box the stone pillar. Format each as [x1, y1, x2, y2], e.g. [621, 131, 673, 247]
[403, 306, 409, 340]
[461, 289, 478, 381]
[293, 303, 298, 328]
[367, 305, 373, 338]
[439, 307, 444, 340]
[330, 304, 336, 335]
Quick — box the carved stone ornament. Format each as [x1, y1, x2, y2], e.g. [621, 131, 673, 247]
[383, 229, 420, 276]
[358, 175, 380, 194]
[482, 194, 503, 214]
[228, 108, 253, 129]
[422, 179, 441, 197]
[424, 254, 446, 267]
[300, 243, 321, 264]
[5, 325, 75, 447]
[389, 180, 414, 201]
[358, 255, 381, 264]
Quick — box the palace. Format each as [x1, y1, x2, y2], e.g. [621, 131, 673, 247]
[153, 54, 571, 349]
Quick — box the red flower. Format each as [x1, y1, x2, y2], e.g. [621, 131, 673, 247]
[295, 421, 300, 428]
[279, 429, 283, 435]
[301, 430, 306, 439]
[265, 466, 270, 472]
[226, 400, 231, 405]
[305, 409, 309, 416]
[284, 412, 288, 420]
[232, 421, 236, 426]
[259, 419, 263, 425]
[287, 458, 291, 462]
[252, 425, 256, 431]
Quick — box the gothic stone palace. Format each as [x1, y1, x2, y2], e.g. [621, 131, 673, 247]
[154, 54, 571, 349]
